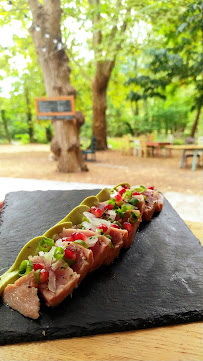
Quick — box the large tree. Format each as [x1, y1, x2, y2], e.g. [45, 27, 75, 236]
[145, 0, 203, 137]
[63, 0, 145, 149]
[28, 0, 87, 172]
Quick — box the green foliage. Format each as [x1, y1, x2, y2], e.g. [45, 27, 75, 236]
[0, 0, 202, 145]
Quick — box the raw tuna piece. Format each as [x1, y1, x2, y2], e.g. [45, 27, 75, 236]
[132, 194, 145, 216]
[66, 242, 93, 280]
[155, 192, 164, 213]
[58, 228, 111, 273]
[3, 270, 40, 319]
[103, 227, 128, 265]
[142, 189, 159, 221]
[122, 210, 142, 249]
[29, 255, 80, 307]
[39, 260, 80, 307]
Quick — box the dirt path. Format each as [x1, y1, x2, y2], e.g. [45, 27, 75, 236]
[0, 144, 202, 195]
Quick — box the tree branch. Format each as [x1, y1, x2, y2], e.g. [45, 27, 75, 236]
[27, 0, 41, 15]
[89, 0, 102, 48]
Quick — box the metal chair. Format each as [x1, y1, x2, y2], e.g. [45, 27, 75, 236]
[82, 136, 96, 161]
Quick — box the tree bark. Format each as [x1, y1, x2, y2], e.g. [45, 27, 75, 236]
[1, 110, 11, 143]
[25, 87, 34, 143]
[28, 0, 87, 172]
[190, 107, 201, 137]
[92, 61, 115, 149]
[90, 0, 130, 150]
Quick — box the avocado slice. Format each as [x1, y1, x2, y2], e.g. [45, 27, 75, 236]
[80, 196, 99, 207]
[0, 235, 45, 295]
[59, 205, 90, 225]
[44, 222, 72, 239]
[96, 188, 111, 202]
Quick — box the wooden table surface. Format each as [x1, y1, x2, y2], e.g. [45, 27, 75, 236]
[166, 145, 203, 170]
[1, 220, 202, 361]
[166, 145, 203, 150]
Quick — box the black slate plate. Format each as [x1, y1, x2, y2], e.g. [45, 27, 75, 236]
[0, 189, 202, 346]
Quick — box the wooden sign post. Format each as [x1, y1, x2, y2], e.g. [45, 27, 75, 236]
[35, 96, 75, 121]
[34, 95, 87, 173]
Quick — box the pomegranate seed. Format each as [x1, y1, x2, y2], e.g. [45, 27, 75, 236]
[115, 194, 123, 206]
[133, 191, 141, 196]
[115, 194, 122, 202]
[90, 206, 97, 214]
[123, 222, 133, 232]
[118, 187, 126, 196]
[63, 236, 73, 242]
[72, 232, 87, 242]
[64, 248, 76, 260]
[123, 184, 129, 189]
[148, 186, 154, 190]
[39, 269, 49, 283]
[111, 223, 120, 229]
[33, 263, 44, 271]
[90, 207, 103, 218]
[104, 204, 114, 211]
[95, 208, 104, 218]
[98, 224, 108, 233]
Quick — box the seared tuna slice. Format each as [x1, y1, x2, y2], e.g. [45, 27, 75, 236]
[55, 235, 94, 282]
[58, 228, 111, 272]
[132, 194, 145, 216]
[3, 270, 40, 319]
[39, 260, 80, 307]
[103, 227, 128, 265]
[155, 192, 164, 213]
[142, 189, 159, 221]
[121, 210, 142, 249]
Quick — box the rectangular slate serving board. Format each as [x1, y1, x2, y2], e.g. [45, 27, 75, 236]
[0, 189, 202, 346]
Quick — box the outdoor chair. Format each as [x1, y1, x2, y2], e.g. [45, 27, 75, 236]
[121, 134, 133, 155]
[139, 135, 148, 157]
[82, 136, 96, 161]
[133, 138, 141, 156]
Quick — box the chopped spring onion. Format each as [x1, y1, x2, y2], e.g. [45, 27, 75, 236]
[18, 260, 33, 276]
[54, 246, 65, 259]
[38, 237, 55, 252]
[128, 197, 140, 206]
[74, 240, 88, 248]
[129, 211, 139, 223]
[34, 269, 41, 283]
[132, 185, 146, 193]
[122, 190, 132, 200]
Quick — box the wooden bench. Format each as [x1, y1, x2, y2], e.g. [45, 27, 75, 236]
[82, 136, 96, 161]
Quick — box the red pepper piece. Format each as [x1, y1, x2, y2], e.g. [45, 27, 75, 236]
[64, 248, 76, 260]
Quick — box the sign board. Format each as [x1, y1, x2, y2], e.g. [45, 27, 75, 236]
[35, 96, 75, 121]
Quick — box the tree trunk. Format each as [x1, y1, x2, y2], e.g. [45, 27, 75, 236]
[190, 107, 201, 137]
[1, 109, 11, 143]
[45, 125, 53, 142]
[90, 0, 129, 150]
[25, 87, 34, 143]
[92, 79, 108, 150]
[92, 61, 115, 150]
[135, 100, 139, 116]
[28, 0, 87, 172]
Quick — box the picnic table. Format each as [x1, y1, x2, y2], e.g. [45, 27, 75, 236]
[146, 141, 172, 157]
[166, 144, 203, 171]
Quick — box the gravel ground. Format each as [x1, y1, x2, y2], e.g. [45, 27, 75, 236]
[0, 144, 202, 195]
